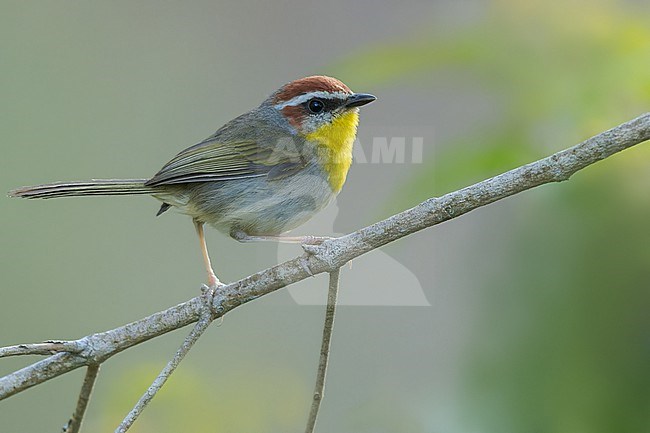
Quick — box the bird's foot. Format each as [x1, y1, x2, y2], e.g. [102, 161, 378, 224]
[300, 236, 334, 255]
[206, 272, 226, 289]
[200, 280, 226, 320]
[300, 235, 334, 245]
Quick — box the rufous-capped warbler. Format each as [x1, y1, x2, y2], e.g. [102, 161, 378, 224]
[9, 76, 376, 287]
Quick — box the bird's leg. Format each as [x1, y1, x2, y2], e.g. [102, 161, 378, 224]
[231, 230, 333, 245]
[230, 230, 330, 276]
[193, 219, 222, 288]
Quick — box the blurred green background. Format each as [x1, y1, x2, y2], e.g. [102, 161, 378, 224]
[1, 0, 649, 432]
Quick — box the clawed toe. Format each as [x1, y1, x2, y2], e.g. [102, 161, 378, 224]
[301, 243, 322, 255]
[301, 235, 334, 246]
[299, 257, 315, 277]
[200, 281, 225, 296]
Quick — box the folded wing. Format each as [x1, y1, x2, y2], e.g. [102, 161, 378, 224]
[145, 137, 304, 186]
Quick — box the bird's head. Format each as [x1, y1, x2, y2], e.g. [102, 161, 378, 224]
[266, 76, 375, 193]
[271, 75, 376, 138]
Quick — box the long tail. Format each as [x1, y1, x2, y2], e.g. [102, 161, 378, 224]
[8, 179, 153, 199]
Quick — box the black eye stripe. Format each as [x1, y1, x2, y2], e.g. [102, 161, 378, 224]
[305, 97, 345, 114]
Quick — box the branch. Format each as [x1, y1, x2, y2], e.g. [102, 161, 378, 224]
[305, 268, 341, 433]
[62, 364, 100, 433]
[115, 308, 214, 432]
[0, 341, 82, 358]
[0, 297, 206, 400]
[1, 112, 649, 405]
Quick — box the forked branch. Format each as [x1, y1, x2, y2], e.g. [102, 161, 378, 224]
[1, 113, 649, 429]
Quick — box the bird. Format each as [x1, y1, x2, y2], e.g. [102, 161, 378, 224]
[9, 76, 376, 287]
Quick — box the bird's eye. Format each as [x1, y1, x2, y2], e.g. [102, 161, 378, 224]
[307, 99, 325, 114]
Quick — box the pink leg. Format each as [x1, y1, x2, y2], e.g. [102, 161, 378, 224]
[194, 219, 221, 287]
[231, 231, 333, 245]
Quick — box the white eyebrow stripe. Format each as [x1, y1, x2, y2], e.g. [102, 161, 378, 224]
[274, 91, 349, 109]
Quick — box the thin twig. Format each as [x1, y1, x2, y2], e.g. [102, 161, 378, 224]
[62, 364, 100, 433]
[114, 311, 214, 433]
[0, 297, 206, 401]
[305, 268, 341, 433]
[0, 341, 82, 358]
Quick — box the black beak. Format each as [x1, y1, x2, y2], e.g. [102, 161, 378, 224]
[345, 93, 377, 108]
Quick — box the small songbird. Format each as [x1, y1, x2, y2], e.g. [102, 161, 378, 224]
[9, 76, 376, 287]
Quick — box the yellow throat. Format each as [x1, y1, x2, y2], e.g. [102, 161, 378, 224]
[305, 110, 359, 193]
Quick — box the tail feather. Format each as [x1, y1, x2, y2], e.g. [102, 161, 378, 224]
[8, 179, 153, 199]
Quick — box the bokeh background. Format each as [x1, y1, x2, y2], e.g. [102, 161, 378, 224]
[2, 1, 649, 432]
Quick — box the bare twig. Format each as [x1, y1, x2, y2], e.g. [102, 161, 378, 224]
[0, 297, 205, 400]
[0, 341, 82, 358]
[305, 268, 341, 433]
[62, 364, 100, 433]
[115, 310, 214, 433]
[1, 113, 649, 419]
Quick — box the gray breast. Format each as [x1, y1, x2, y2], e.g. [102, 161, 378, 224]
[185, 162, 335, 236]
